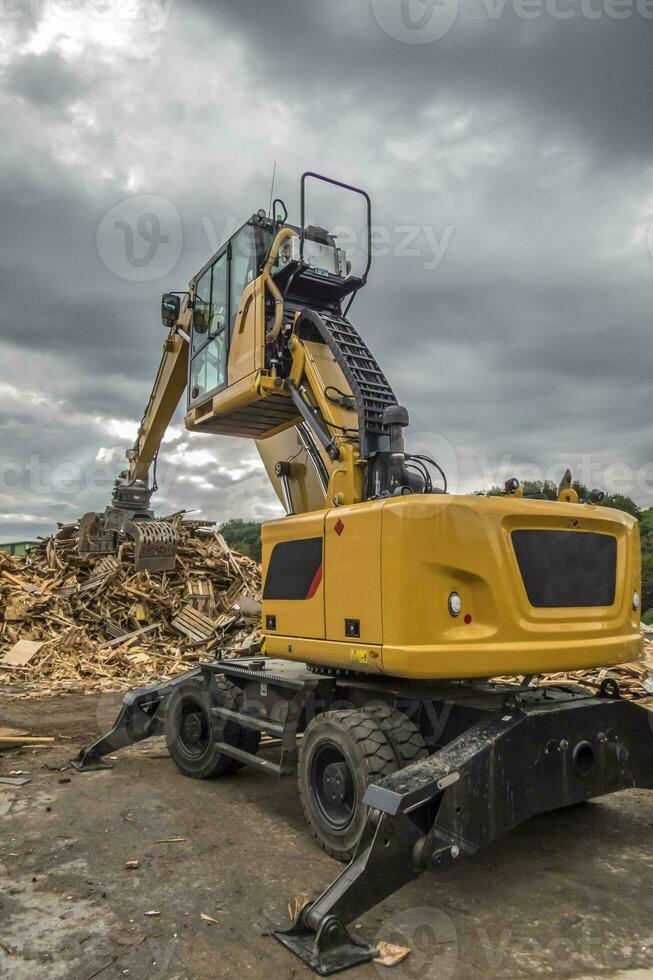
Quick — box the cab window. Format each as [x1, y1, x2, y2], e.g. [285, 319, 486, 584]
[190, 252, 228, 403]
[230, 225, 257, 328]
[192, 268, 211, 354]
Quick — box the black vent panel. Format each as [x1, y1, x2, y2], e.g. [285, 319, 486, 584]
[263, 537, 323, 601]
[512, 530, 617, 608]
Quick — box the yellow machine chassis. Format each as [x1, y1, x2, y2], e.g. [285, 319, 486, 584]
[262, 494, 641, 680]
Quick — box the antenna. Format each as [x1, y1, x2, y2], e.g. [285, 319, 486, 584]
[268, 160, 277, 217]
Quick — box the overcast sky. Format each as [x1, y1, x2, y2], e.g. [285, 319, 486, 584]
[0, 0, 652, 541]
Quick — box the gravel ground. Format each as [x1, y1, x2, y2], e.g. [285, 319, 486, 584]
[1, 689, 653, 980]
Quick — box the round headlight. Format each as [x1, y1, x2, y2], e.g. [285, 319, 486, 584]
[633, 591, 640, 611]
[448, 592, 462, 617]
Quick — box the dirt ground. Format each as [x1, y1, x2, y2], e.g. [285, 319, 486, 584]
[1, 689, 653, 980]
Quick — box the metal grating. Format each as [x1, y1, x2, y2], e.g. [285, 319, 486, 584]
[297, 310, 397, 458]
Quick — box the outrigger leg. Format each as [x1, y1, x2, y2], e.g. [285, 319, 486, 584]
[69, 668, 201, 771]
[275, 686, 653, 975]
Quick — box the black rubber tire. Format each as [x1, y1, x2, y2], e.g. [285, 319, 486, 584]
[361, 701, 428, 768]
[165, 677, 259, 779]
[298, 708, 398, 862]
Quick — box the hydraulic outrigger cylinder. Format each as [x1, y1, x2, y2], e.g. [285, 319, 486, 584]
[70, 657, 653, 975]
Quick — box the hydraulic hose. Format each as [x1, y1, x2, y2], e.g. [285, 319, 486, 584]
[263, 227, 297, 343]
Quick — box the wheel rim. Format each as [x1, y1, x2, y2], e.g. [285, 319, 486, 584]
[177, 697, 210, 760]
[310, 741, 356, 830]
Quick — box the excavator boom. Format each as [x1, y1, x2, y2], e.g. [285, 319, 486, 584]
[80, 173, 441, 569]
[78, 305, 190, 570]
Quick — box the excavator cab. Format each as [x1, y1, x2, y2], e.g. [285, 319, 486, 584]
[186, 215, 273, 413]
[183, 173, 372, 446]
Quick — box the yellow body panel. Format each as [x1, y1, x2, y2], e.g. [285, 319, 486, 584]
[257, 425, 331, 514]
[325, 506, 382, 644]
[263, 511, 325, 640]
[262, 494, 641, 680]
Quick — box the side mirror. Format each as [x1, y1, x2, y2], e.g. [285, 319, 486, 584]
[161, 292, 180, 329]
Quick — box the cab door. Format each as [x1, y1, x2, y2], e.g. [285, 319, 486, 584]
[189, 251, 229, 406]
[227, 224, 259, 385]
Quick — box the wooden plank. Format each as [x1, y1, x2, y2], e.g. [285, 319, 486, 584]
[0, 639, 44, 667]
[171, 604, 217, 642]
[98, 623, 160, 650]
[0, 736, 55, 747]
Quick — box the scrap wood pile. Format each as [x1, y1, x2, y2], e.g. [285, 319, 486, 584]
[1, 514, 652, 703]
[497, 631, 653, 699]
[0, 515, 261, 698]
[496, 649, 653, 699]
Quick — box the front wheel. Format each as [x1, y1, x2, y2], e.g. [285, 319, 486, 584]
[165, 677, 259, 779]
[297, 709, 398, 862]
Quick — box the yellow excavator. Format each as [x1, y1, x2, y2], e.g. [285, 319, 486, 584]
[73, 173, 652, 975]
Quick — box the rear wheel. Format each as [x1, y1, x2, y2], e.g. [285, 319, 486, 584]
[298, 709, 398, 862]
[362, 702, 428, 767]
[165, 677, 259, 779]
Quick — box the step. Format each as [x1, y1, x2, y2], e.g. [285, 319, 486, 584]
[211, 661, 308, 690]
[214, 706, 285, 737]
[213, 741, 283, 776]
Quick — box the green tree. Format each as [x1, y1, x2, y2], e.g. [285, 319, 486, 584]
[638, 508, 653, 615]
[220, 519, 262, 561]
[477, 479, 640, 515]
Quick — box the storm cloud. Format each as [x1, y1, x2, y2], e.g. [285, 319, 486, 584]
[0, 0, 652, 541]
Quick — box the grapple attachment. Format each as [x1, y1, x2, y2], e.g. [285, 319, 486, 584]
[126, 519, 178, 572]
[77, 478, 178, 572]
[78, 512, 116, 557]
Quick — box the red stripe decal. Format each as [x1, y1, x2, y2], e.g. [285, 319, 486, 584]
[305, 563, 323, 600]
